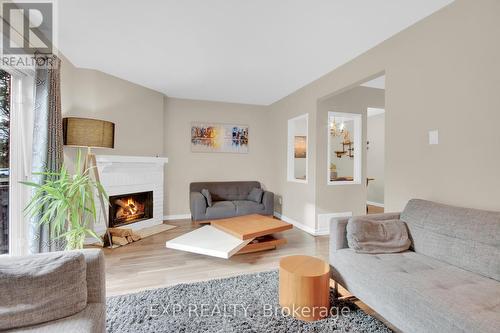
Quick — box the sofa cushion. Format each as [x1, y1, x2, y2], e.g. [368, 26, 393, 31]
[0, 251, 88, 330]
[331, 249, 500, 333]
[206, 201, 236, 219]
[233, 200, 265, 215]
[401, 199, 500, 281]
[247, 187, 264, 203]
[201, 189, 212, 207]
[190, 181, 261, 201]
[346, 218, 411, 253]
[6, 303, 105, 333]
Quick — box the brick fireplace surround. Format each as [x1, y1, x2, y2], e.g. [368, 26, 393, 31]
[93, 155, 168, 236]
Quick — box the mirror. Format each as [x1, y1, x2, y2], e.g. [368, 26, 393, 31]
[328, 112, 361, 185]
[287, 114, 308, 183]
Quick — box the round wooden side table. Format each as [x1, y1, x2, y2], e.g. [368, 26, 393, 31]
[279, 255, 331, 321]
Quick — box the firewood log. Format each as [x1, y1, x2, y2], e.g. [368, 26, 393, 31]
[108, 228, 132, 237]
[112, 236, 129, 246]
[116, 207, 125, 218]
[114, 199, 130, 209]
[131, 232, 141, 242]
[126, 236, 133, 243]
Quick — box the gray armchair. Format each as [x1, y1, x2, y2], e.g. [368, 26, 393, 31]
[190, 181, 274, 221]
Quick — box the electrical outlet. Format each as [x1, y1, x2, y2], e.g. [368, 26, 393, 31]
[429, 130, 439, 145]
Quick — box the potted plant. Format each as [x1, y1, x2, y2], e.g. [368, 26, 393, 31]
[22, 150, 107, 250]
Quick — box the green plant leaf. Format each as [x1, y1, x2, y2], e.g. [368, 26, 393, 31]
[21, 151, 108, 250]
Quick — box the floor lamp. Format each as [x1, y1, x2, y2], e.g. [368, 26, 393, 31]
[62, 117, 115, 246]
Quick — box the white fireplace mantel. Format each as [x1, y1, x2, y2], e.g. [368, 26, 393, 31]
[93, 155, 168, 235]
[96, 155, 168, 168]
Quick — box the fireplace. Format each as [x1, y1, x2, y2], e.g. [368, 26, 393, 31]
[109, 191, 153, 228]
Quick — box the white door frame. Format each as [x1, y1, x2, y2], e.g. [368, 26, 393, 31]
[327, 111, 362, 186]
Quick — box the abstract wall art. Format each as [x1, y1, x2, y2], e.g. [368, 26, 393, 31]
[191, 122, 249, 153]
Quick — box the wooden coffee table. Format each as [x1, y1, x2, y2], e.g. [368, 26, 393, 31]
[166, 214, 292, 259]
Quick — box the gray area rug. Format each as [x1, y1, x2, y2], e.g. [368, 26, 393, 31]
[107, 271, 391, 333]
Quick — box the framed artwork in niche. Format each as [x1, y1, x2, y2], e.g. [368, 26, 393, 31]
[294, 136, 307, 158]
[191, 122, 249, 153]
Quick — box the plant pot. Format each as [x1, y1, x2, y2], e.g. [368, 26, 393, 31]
[65, 233, 86, 250]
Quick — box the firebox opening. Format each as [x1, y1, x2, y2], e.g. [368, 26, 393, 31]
[109, 191, 153, 228]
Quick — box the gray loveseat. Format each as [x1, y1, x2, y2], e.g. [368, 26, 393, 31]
[190, 181, 274, 221]
[330, 199, 500, 333]
[1, 249, 105, 333]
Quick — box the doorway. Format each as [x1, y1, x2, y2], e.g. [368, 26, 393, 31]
[361, 75, 385, 214]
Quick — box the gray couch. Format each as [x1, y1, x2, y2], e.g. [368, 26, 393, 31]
[1, 249, 105, 333]
[190, 181, 274, 221]
[330, 199, 500, 333]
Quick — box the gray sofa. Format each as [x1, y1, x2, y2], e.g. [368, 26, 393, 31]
[190, 181, 274, 221]
[1, 249, 105, 333]
[330, 199, 500, 333]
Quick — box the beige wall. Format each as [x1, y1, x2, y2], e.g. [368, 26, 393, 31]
[61, 57, 275, 218]
[271, 0, 500, 231]
[163, 97, 274, 216]
[270, 94, 317, 228]
[60, 56, 165, 166]
[59, 0, 500, 227]
[316, 87, 384, 219]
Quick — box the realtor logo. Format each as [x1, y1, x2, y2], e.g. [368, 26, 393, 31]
[2, 1, 53, 55]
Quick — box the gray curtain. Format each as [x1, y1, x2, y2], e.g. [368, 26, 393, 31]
[29, 54, 63, 253]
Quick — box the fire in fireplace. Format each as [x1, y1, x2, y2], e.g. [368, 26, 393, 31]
[109, 191, 153, 227]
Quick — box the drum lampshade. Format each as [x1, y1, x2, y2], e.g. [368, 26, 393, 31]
[63, 117, 115, 148]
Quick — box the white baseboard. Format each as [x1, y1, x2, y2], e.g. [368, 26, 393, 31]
[163, 214, 192, 221]
[275, 211, 354, 236]
[274, 212, 318, 236]
[366, 201, 385, 208]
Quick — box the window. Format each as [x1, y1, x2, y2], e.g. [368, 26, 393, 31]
[0, 68, 34, 255]
[0, 70, 11, 254]
[287, 114, 308, 183]
[327, 112, 362, 185]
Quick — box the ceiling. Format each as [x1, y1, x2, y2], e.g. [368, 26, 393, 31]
[58, 0, 453, 105]
[362, 76, 385, 90]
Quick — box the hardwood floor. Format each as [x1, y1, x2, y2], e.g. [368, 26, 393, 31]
[103, 219, 329, 297]
[367, 204, 384, 214]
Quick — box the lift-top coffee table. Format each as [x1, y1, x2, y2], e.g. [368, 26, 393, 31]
[165, 214, 292, 259]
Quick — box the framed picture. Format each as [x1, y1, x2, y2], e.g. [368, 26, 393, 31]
[191, 122, 249, 153]
[294, 136, 307, 158]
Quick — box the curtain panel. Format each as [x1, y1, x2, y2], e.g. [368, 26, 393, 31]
[29, 54, 63, 253]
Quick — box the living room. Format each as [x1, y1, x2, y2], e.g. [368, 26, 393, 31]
[1, 1, 499, 332]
